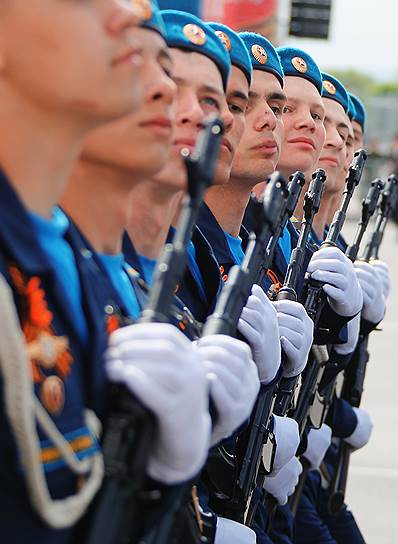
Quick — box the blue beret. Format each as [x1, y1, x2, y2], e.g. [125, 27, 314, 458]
[160, 10, 230, 90]
[277, 46, 322, 94]
[347, 95, 355, 120]
[208, 23, 252, 86]
[239, 32, 284, 88]
[349, 93, 366, 130]
[139, 0, 166, 38]
[321, 72, 349, 114]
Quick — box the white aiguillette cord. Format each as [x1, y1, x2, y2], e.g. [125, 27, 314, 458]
[0, 275, 104, 529]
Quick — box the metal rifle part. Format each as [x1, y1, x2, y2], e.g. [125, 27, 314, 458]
[255, 171, 306, 287]
[203, 172, 288, 337]
[141, 117, 224, 323]
[202, 173, 289, 523]
[86, 117, 224, 544]
[346, 179, 385, 263]
[363, 173, 398, 261]
[253, 170, 326, 526]
[303, 149, 367, 335]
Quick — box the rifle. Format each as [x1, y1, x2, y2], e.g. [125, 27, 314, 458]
[202, 172, 289, 522]
[249, 169, 326, 525]
[285, 151, 368, 517]
[86, 117, 224, 544]
[238, 171, 305, 526]
[327, 175, 398, 515]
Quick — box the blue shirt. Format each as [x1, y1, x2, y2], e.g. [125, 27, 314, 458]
[28, 207, 88, 345]
[97, 253, 141, 319]
[277, 224, 292, 264]
[224, 232, 245, 266]
[138, 253, 157, 287]
[186, 240, 208, 302]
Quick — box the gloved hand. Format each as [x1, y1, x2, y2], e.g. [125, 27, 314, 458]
[238, 284, 281, 385]
[371, 259, 391, 299]
[302, 424, 332, 470]
[273, 300, 313, 378]
[307, 246, 363, 317]
[263, 456, 303, 505]
[195, 335, 260, 446]
[105, 323, 211, 484]
[215, 517, 257, 544]
[354, 261, 386, 324]
[270, 415, 300, 474]
[334, 313, 360, 355]
[345, 407, 373, 450]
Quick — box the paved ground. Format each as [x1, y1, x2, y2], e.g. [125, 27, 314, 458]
[342, 219, 398, 543]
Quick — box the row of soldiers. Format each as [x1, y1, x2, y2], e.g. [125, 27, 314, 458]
[0, 1, 394, 543]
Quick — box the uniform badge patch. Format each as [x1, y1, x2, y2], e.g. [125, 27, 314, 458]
[251, 44, 268, 65]
[183, 24, 207, 46]
[130, 0, 152, 21]
[291, 56, 308, 73]
[215, 31, 231, 52]
[323, 80, 336, 95]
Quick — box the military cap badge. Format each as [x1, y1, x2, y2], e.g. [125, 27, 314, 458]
[291, 56, 307, 74]
[215, 30, 232, 52]
[183, 23, 207, 46]
[251, 44, 268, 65]
[323, 80, 337, 95]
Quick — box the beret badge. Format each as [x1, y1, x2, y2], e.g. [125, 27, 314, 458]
[251, 44, 268, 65]
[131, 0, 152, 21]
[183, 23, 207, 46]
[215, 31, 232, 52]
[323, 80, 337, 95]
[291, 56, 307, 73]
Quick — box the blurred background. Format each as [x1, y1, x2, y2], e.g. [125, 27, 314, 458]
[158, 2, 398, 541]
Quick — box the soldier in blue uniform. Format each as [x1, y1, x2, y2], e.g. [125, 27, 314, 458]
[62, 6, 264, 543]
[0, 1, 147, 542]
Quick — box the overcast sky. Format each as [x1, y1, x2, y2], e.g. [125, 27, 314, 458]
[279, 0, 398, 81]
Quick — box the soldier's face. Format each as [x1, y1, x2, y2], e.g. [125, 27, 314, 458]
[277, 76, 326, 175]
[214, 66, 249, 185]
[153, 48, 227, 191]
[231, 71, 286, 184]
[318, 98, 350, 195]
[81, 27, 176, 178]
[352, 120, 364, 150]
[0, 0, 144, 124]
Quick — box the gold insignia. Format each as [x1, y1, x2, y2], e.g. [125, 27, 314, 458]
[130, 0, 152, 21]
[41, 376, 65, 415]
[323, 80, 336, 95]
[291, 56, 308, 74]
[215, 31, 231, 52]
[183, 24, 206, 46]
[251, 44, 268, 65]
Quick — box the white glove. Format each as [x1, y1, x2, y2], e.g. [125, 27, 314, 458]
[105, 323, 211, 484]
[273, 300, 314, 378]
[354, 261, 386, 324]
[371, 259, 391, 299]
[195, 335, 260, 446]
[307, 246, 363, 317]
[345, 407, 373, 450]
[215, 517, 257, 544]
[263, 456, 303, 505]
[238, 284, 281, 385]
[302, 424, 332, 470]
[334, 313, 360, 355]
[270, 415, 300, 474]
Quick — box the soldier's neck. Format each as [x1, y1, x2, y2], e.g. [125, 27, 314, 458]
[0, 90, 93, 218]
[312, 192, 336, 240]
[62, 160, 139, 255]
[127, 181, 183, 260]
[204, 178, 252, 237]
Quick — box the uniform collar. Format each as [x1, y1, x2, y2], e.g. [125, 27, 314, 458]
[0, 170, 55, 275]
[197, 202, 237, 267]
